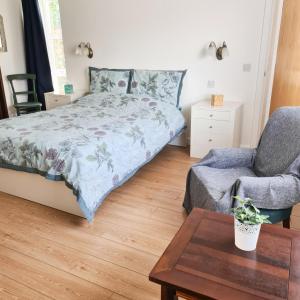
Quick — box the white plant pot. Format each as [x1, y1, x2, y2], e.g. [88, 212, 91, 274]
[234, 218, 261, 251]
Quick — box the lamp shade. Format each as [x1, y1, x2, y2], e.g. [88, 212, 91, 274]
[222, 42, 229, 58]
[208, 42, 216, 57]
[75, 46, 82, 55]
[83, 46, 90, 56]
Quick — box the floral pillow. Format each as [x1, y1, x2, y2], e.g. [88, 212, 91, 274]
[89, 67, 132, 94]
[130, 69, 186, 107]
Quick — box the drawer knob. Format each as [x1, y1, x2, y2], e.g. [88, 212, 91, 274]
[209, 139, 212, 142]
[209, 126, 213, 129]
[209, 114, 213, 117]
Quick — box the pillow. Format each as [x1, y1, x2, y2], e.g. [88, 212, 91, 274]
[130, 69, 186, 107]
[89, 67, 132, 94]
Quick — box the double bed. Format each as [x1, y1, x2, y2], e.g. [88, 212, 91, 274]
[0, 92, 185, 221]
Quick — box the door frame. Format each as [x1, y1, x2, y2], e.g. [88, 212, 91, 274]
[250, 0, 284, 147]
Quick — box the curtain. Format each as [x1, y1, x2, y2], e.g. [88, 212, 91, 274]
[21, 0, 53, 110]
[0, 67, 9, 119]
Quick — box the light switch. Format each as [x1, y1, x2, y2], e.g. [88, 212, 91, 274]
[207, 80, 215, 88]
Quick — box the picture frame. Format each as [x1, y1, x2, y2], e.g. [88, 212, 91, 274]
[0, 15, 7, 52]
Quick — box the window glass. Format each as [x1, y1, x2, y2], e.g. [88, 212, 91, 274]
[39, 0, 66, 93]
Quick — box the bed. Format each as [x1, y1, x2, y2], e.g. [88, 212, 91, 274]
[0, 92, 185, 221]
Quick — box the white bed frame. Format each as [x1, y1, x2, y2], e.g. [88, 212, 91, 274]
[0, 168, 84, 217]
[0, 132, 187, 218]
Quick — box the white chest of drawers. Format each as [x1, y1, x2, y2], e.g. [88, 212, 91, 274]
[190, 101, 242, 158]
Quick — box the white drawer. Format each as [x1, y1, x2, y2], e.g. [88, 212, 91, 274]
[190, 131, 232, 158]
[192, 109, 231, 121]
[45, 94, 71, 110]
[191, 118, 232, 134]
[208, 133, 232, 148]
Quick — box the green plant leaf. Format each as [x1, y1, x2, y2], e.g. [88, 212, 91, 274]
[232, 196, 270, 225]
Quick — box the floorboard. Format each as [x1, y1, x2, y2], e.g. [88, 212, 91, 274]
[0, 146, 195, 299]
[0, 145, 298, 299]
[0, 273, 50, 300]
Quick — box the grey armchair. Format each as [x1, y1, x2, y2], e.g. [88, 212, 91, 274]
[183, 107, 300, 228]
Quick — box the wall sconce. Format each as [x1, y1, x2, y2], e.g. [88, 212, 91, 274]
[75, 42, 93, 59]
[208, 41, 229, 60]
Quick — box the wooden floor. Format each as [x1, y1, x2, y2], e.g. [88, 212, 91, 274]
[0, 145, 299, 300]
[0, 146, 197, 300]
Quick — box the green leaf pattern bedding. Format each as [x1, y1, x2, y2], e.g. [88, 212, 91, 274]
[0, 92, 185, 221]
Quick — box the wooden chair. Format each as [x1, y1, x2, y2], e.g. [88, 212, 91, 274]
[7, 74, 42, 116]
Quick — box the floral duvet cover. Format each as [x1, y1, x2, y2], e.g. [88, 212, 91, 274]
[0, 93, 185, 221]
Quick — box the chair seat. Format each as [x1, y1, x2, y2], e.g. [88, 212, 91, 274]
[14, 102, 42, 108]
[189, 166, 256, 212]
[259, 207, 292, 224]
[192, 165, 256, 195]
[188, 165, 293, 224]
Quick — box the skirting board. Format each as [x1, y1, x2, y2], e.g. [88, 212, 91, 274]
[169, 130, 187, 147]
[0, 168, 84, 217]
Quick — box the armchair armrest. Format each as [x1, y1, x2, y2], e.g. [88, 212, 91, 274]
[195, 148, 256, 169]
[233, 174, 300, 209]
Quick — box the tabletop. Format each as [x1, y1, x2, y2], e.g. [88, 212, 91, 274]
[149, 208, 300, 300]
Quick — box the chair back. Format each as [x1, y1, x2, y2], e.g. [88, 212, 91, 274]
[254, 107, 300, 177]
[7, 73, 39, 105]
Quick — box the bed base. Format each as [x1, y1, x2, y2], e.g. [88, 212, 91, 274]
[0, 168, 84, 217]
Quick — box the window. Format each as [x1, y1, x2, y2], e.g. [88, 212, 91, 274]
[39, 0, 66, 93]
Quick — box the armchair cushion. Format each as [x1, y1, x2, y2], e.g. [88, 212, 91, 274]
[184, 152, 300, 216]
[233, 174, 300, 210]
[183, 165, 256, 213]
[195, 148, 256, 169]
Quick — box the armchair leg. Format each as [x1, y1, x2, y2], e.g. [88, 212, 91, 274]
[283, 217, 291, 229]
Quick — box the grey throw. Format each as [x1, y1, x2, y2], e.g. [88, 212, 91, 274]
[183, 107, 300, 213]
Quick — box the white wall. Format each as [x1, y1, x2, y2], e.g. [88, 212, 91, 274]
[59, 0, 268, 147]
[0, 0, 26, 113]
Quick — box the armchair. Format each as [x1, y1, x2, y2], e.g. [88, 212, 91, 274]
[183, 107, 300, 228]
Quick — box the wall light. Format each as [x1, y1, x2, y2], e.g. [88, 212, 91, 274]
[75, 42, 93, 59]
[208, 41, 229, 60]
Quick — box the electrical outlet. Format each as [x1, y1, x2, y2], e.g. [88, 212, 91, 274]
[243, 64, 252, 72]
[207, 80, 215, 88]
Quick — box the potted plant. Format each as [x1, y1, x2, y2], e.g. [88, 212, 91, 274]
[233, 196, 271, 251]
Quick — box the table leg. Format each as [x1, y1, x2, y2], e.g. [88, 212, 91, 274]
[161, 285, 178, 300]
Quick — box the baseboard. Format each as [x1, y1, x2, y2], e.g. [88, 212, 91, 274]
[240, 144, 252, 148]
[169, 131, 187, 147]
[186, 136, 191, 145]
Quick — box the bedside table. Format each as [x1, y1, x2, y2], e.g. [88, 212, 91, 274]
[190, 101, 242, 158]
[44, 92, 74, 110]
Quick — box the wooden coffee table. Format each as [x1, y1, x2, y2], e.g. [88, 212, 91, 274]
[149, 208, 300, 300]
